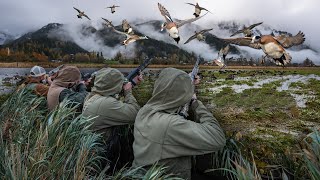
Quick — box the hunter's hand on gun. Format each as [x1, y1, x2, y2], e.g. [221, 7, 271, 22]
[123, 82, 133, 91]
[191, 93, 197, 103]
[123, 73, 143, 91]
[133, 73, 143, 85]
[189, 73, 201, 85]
[47, 76, 53, 85]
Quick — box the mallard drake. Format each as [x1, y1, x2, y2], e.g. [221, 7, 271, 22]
[106, 5, 120, 14]
[158, 3, 208, 44]
[186, 2, 210, 18]
[101, 18, 113, 28]
[230, 22, 263, 37]
[221, 31, 305, 66]
[122, 19, 134, 35]
[214, 45, 230, 69]
[73, 7, 91, 20]
[184, 28, 213, 44]
[112, 28, 148, 47]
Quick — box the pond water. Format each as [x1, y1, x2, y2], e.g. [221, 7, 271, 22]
[209, 74, 320, 108]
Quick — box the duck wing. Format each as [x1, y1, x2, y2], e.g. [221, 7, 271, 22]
[184, 33, 198, 44]
[221, 37, 261, 49]
[185, 3, 196, 7]
[248, 22, 263, 30]
[199, 6, 210, 12]
[102, 18, 113, 27]
[112, 28, 129, 38]
[83, 14, 91, 20]
[176, 12, 208, 28]
[230, 29, 245, 37]
[73, 7, 81, 13]
[199, 28, 213, 34]
[274, 31, 305, 48]
[221, 44, 230, 56]
[158, 3, 173, 23]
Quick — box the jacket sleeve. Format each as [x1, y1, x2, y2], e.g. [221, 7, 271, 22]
[90, 90, 140, 126]
[165, 100, 226, 155]
[34, 84, 49, 96]
[59, 85, 88, 109]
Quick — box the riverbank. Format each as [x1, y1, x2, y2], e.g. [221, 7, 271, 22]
[0, 61, 319, 71]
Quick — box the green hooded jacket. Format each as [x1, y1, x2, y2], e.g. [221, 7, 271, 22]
[82, 68, 140, 140]
[133, 68, 226, 179]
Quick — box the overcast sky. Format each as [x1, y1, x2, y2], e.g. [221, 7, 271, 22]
[0, 0, 319, 52]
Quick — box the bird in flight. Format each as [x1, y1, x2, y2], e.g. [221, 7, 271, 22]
[184, 28, 213, 44]
[214, 45, 230, 69]
[220, 31, 305, 66]
[158, 3, 208, 44]
[230, 22, 263, 37]
[73, 7, 91, 20]
[186, 2, 211, 17]
[106, 5, 120, 14]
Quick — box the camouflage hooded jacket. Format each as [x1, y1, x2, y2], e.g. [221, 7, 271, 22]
[132, 68, 226, 179]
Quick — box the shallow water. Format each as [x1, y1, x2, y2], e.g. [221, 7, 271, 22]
[209, 74, 320, 108]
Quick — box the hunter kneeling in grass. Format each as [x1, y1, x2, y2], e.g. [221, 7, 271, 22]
[18, 65, 49, 96]
[82, 68, 142, 174]
[132, 68, 226, 179]
[47, 65, 87, 111]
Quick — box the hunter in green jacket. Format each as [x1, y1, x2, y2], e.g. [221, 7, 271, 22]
[133, 68, 226, 179]
[82, 68, 141, 172]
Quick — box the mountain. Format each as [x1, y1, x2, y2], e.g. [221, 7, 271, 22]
[3, 23, 88, 60]
[2, 20, 318, 64]
[0, 31, 15, 45]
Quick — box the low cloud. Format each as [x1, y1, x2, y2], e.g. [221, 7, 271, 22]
[49, 21, 137, 59]
[135, 23, 218, 60]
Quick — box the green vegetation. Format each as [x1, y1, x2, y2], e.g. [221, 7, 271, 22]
[0, 89, 181, 179]
[133, 69, 320, 178]
[0, 94, 11, 106]
[1, 69, 320, 179]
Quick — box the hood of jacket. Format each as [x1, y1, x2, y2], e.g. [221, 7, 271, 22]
[146, 68, 194, 113]
[91, 68, 124, 97]
[52, 66, 81, 88]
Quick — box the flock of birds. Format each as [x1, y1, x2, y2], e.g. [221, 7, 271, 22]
[73, 2, 306, 67]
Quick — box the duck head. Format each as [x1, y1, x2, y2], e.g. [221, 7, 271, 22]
[173, 36, 180, 44]
[251, 35, 261, 43]
[160, 22, 167, 31]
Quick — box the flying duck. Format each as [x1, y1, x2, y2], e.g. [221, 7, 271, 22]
[214, 45, 230, 69]
[122, 19, 134, 35]
[112, 28, 148, 47]
[220, 31, 305, 66]
[158, 3, 208, 44]
[101, 18, 113, 28]
[230, 22, 263, 37]
[184, 28, 213, 44]
[186, 2, 211, 17]
[106, 5, 120, 14]
[73, 7, 91, 20]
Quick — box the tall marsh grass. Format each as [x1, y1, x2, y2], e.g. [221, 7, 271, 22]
[0, 89, 105, 179]
[0, 90, 181, 179]
[302, 130, 320, 180]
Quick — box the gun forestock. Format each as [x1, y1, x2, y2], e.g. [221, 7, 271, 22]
[125, 58, 152, 86]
